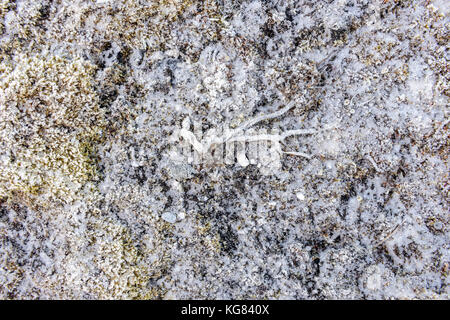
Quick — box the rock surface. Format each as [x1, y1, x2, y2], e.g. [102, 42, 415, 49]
[0, 0, 448, 299]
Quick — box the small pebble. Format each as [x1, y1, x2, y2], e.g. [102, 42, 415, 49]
[296, 192, 305, 201]
[161, 212, 177, 224]
[434, 221, 443, 230]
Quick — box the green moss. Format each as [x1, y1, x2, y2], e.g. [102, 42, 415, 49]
[86, 217, 160, 299]
[0, 53, 105, 207]
[48, 0, 195, 48]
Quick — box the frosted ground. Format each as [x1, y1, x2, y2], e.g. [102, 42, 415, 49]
[0, 0, 448, 299]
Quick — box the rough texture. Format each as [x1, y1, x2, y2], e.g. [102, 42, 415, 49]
[0, 0, 448, 299]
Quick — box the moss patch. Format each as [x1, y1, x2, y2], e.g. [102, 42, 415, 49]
[0, 53, 105, 207]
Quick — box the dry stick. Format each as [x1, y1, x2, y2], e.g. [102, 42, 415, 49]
[374, 224, 401, 248]
[233, 101, 297, 134]
[367, 154, 382, 173]
[282, 151, 312, 159]
[281, 128, 317, 139]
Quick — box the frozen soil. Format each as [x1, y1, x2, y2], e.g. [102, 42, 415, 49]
[0, 0, 448, 299]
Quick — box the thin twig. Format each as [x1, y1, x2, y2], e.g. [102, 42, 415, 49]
[234, 101, 297, 133]
[367, 154, 382, 173]
[374, 224, 401, 248]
